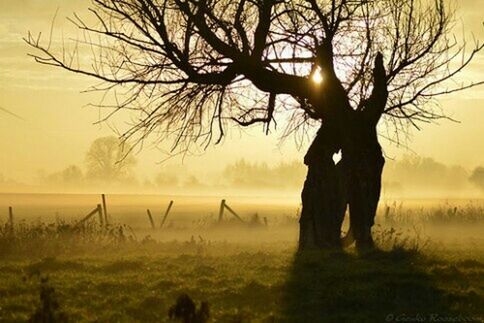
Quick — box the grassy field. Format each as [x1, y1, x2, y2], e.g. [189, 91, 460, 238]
[0, 242, 483, 322]
[0, 195, 483, 322]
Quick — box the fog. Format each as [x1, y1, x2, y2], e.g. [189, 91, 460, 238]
[1, 139, 483, 199]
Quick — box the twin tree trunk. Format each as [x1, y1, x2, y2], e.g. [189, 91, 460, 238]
[299, 114, 384, 250]
[298, 50, 387, 251]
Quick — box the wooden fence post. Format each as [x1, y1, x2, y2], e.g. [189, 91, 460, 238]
[147, 209, 155, 229]
[160, 200, 174, 228]
[75, 205, 103, 228]
[101, 194, 108, 226]
[8, 206, 13, 230]
[97, 204, 103, 226]
[224, 202, 245, 223]
[218, 199, 226, 222]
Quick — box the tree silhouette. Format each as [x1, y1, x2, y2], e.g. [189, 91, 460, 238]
[85, 136, 137, 182]
[469, 167, 484, 191]
[44, 165, 84, 188]
[26, 0, 482, 250]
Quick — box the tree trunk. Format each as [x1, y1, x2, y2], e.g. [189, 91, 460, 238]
[343, 117, 385, 250]
[346, 149, 384, 249]
[298, 119, 385, 251]
[298, 125, 347, 250]
[298, 51, 388, 251]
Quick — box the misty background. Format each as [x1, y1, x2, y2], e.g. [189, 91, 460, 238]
[0, 0, 483, 198]
[1, 136, 483, 198]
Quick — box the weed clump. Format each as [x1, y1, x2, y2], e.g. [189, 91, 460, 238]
[168, 293, 209, 323]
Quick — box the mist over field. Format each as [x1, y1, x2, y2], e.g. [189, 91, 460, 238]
[1, 150, 483, 199]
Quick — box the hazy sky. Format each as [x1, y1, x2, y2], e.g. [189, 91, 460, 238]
[0, 0, 483, 184]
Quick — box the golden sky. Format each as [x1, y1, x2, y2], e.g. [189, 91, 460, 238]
[0, 0, 483, 184]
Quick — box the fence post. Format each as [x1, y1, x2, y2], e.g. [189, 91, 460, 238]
[224, 202, 245, 223]
[8, 206, 13, 230]
[218, 199, 226, 222]
[160, 200, 174, 228]
[97, 204, 103, 226]
[101, 194, 108, 226]
[75, 205, 102, 228]
[147, 209, 155, 229]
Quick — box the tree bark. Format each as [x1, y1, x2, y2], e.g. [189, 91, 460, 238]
[298, 117, 385, 251]
[342, 112, 385, 250]
[345, 148, 384, 250]
[299, 124, 347, 250]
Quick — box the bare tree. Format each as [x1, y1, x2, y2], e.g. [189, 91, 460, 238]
[26, 0, 482, 250]
[85, 136, 137, 182]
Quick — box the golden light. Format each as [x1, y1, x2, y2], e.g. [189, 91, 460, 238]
[312, 67, 323, 84]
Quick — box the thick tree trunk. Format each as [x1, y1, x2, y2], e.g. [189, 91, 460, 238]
[343, 116, 385, 250]
[298, 121, 385, 251]
[346, 149, 384, 249]
[298, 125, 347, 250]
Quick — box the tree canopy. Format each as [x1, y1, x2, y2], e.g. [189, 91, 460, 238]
[26, 0, 483, 153]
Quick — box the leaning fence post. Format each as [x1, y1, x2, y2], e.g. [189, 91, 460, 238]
[101, 194, 108, 226]
[160, 200, 174, 228]
[224, 202, 245, 223]
[75, 205, 102, 228]
[218, 199, 226, 222]
[147, 209, 155, 229]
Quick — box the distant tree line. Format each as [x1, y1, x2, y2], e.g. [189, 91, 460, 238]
[223, 159, 306, 189]
[40, 136, 138, 189]
[222, 156, 484, 195]
[3, 140, 483, 195]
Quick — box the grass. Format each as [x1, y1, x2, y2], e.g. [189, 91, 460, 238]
[0, 201, 483, 322]
[0, 240, 482, 322]
[380, 201, 484, 225]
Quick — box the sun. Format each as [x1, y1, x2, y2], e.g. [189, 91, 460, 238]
[311, 67, 323, 84]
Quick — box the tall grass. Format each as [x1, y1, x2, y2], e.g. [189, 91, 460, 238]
[1, 201, 482, 258]
[0, 220, 134, 258]
[380, 202, 484, 225]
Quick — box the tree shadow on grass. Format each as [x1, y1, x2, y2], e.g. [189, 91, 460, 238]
[280, 248, 465, 323]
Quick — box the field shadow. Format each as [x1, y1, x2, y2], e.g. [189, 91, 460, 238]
[280, 249, 459, 323]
